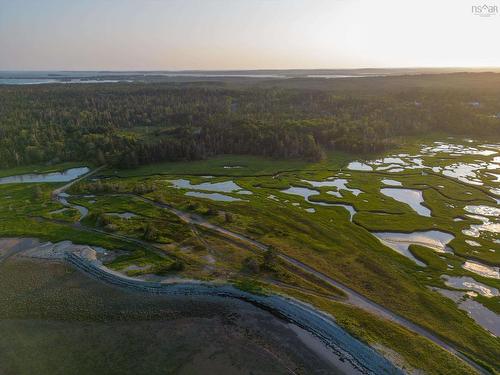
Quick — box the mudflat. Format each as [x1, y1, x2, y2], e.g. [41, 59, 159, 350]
[0, 255, 355, 375]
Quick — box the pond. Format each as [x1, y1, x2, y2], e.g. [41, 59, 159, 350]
[381, 179, 402, 186]
[465, 240, 481, 247]
[464, 205, 500, 217]
[380, 188, 431, 217]
[0, 167, 89, 184]
[462, 260, 499, 279]
[421, 142, 497, 156]
[433, 288, 500, 336]
[345, 142, 500, 190]
[347, 162, 373, 171]
[462, 214, 500, 238]
[169, 179, 247, 193]
[373, 230, 455, 266]
[303, 178, 362, 196]
[282, 187, 357, 220]
[281, 186, 319, 200]
[442, 163, 487, 186]
[185, 191, 242, 202]
[442, 275, 498, 298]
[237, 190, 253, 195]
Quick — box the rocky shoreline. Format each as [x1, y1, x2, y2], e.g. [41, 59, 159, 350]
[65, 250, 402, 374]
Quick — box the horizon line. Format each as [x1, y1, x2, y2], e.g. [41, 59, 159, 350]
[2, 66, 500, 73]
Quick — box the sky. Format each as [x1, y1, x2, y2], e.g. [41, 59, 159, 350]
[0, 0, 499, 70]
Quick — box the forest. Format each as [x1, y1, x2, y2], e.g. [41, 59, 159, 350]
[0, 75, 499, 168]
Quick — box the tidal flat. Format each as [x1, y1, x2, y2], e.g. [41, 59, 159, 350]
[0, 255, 373, 375]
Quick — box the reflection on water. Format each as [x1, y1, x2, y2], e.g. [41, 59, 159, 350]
[380, 188, 431, 217]
[185, 191, 242, 202]
[347, 162, 372, 171]
[462, 260, 499, 279]
[462, 214, 500, 239]
[442, 163, 489, 185]
[303, 178, 362, 196]
[465, 239, 481, 247]
[327, 191, 342, 198]
[282, 186, 319, 200]
[373, 230, 454, 266]
[381, 179, 402, 186]
[442, 275, 498, 297]
[282, 187, 357, 220]
[433, 287, 500, 336]
[345, 141, 500, 188]
[237, 190, 253, 195]
[0, 167, 89, 184]
[464, 205, 500, 217]
[421, 142, 497, 156]
[56, 192, 89, 220]
[169, 179, 247, 193]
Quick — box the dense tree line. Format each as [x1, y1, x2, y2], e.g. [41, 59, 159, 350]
[0, 82, 498, 168]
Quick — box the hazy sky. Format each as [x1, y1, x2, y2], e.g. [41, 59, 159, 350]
[1, 0, 499, 70]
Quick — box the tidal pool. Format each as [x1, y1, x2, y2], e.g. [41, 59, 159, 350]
[421, 142, 498, 156]
[381, 179, 402, 186]
[464, 205, 500, 217]
[237, 190, 253, 195]
[375, 157, 407, 166]
[347, 162, 373, 171]
[465, 240, 481, 247]
[373, 230, 454, 266]
[348, 154, 426, 174]
[185, 191, 242, 202]
[281, 186, 319, 200]
[380, 188, 431, 217]
[462, 214, 500, 238]
[462, 261, 500, 279]
[442, 163, 487, 185]
[345, 142, 500, 191]
[376, 164, 406, 171]
[433, 288, 500, 336]
[282, 187, 357, 220]
[169, 179, 246, 193]
[303, 178, 362, 196]
[442, 275, 499, 297]
[0, 167, 89, 184]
